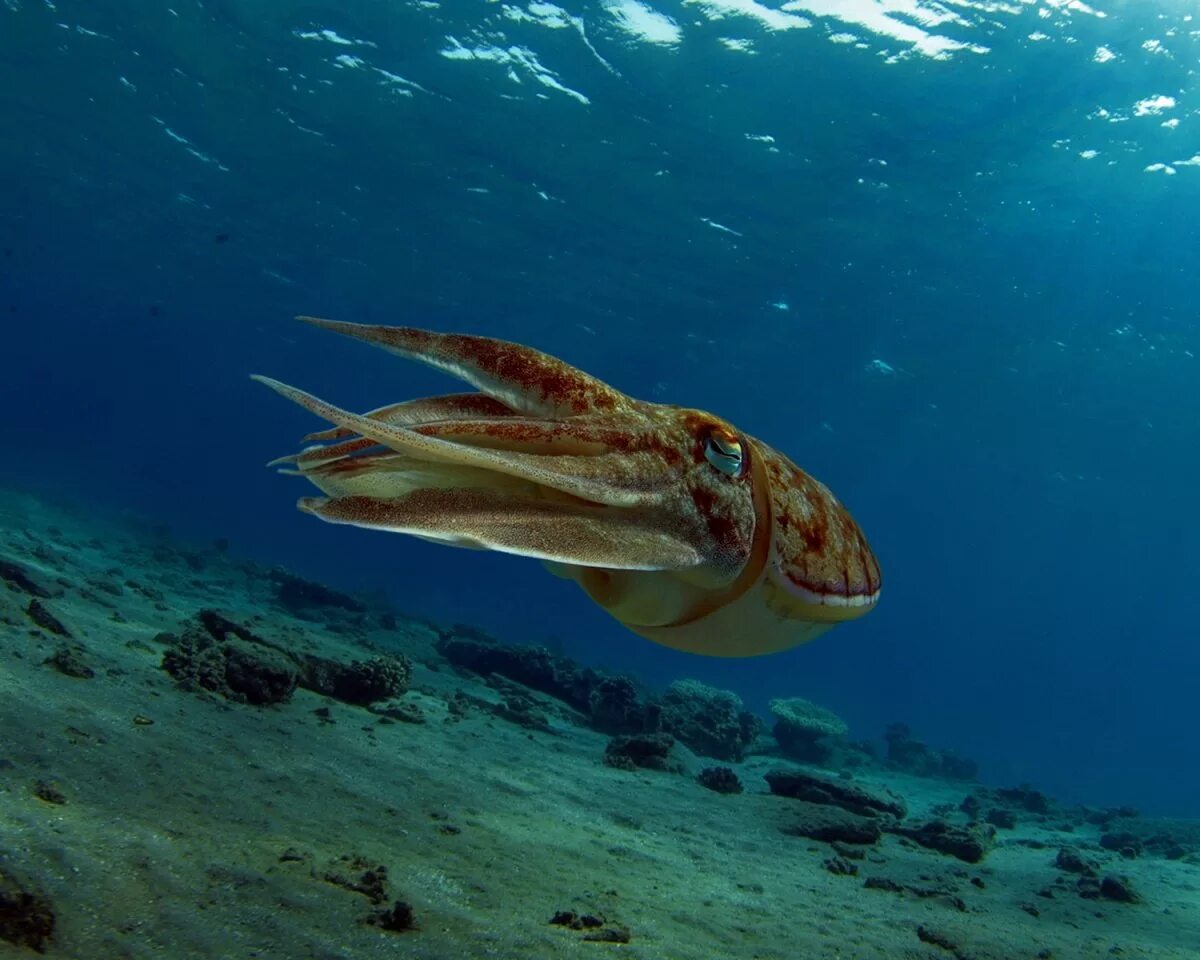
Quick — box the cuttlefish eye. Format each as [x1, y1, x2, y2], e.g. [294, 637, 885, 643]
[702, 427, 747, 478]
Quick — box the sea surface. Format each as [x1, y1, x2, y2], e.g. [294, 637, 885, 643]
[2, 0, 1198, 816]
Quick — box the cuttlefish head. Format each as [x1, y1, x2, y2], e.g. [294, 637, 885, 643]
[255, 318, 880, 657]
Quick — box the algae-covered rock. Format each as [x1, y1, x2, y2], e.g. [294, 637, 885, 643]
[43, 644, 94, 679]
[765, 770, 906, 819]
[1089, 816, 1199, 861]
[162, 624, 299, 706]
[0, 866, 55, 953]
[271, 568, 366, 615]
[659, 679, 761, 762]
[961, 784, 1052, 832]
[26, 599, 72, 638]
[0, 559, 55, 599]
[588, 676, 648, 735]
[885, 723, 978, 781]
[697, 766, 743, 794]
[781, 803, 882, 845]
[1054, 846, 1098, 876]
[160, 610, 411, 708]
[300, 654, 410, 705]
[1099, 874, 1141, 903]
[223, 641, 300, 705]
[321, 854, 390, 905]
[436, 633, 596, 713]
[436, 631, 653, 732]
[604, 733, 682, 772]
[369, 900, 417, 932]
[889, 819, 996, 863]
[769, 697, 847, 762]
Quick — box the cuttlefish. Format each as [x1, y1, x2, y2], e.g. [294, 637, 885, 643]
[255, 318, 880, 657]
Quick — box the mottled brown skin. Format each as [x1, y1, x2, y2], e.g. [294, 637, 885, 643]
[255, 317, 880, 657]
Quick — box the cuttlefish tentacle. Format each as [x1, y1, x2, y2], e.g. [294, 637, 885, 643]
[298, 316, 630, 418]
[257, 317, 880, 657]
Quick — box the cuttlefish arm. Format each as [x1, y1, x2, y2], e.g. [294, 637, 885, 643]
[256, 318, 880, 657]
[303, 393, 514, 442]
[297, 316, 630, 418]
[253, 377, 677, 509]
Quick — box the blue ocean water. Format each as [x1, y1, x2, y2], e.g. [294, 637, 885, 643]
[1, 0, 1197, 816]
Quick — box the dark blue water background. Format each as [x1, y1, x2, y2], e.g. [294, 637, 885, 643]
[2, 0, 1197, 813]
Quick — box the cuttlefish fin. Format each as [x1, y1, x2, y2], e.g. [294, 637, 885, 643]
[297, 316, 632, 419]
[253, 376, 666, 507]
[299, 491, 703, 570]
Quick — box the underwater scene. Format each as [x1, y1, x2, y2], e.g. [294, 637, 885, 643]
[2, 0, 1199, 956]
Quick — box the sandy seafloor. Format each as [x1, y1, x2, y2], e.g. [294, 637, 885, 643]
[0, 487, 1197, 960]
